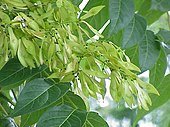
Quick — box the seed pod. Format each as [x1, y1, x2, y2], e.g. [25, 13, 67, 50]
[83, 69, 109, 78]
[0, 33, 7, 69]
[0, 33, 5, 49]
[29, 12, 45, 28]
[56, 0, 63, 8]
[40, 9, 54, 19]
[80, 57, 109, 78]
[17, 38, 35, 68]
[110, 71, 123, 102]
[22, 37, 36, 57]
[97, 78, 106, 99]
[79, 72, 89, 98]
[29, 29, 44, 39]
[39, 43, 44, 65]
[81, 6, 105, 20]
[82, 72, 98, 99]
[8, 27, 18, 57]
[137, 78, 159, 95]
[60, 72, 75, 82]
[4, 0, 26, 7]
[137, 89, 149, 111]
[127, 79, 137, 94]
[4, 36, 9, 62]
[22, 37, 39, 66]
[17, 39, 28, 67]
[122, 80, 136, 108]
[19, 12, 40, 31]
[124, 62, 141, 72]
[48, 40, 56, 71]
[24, 55, 36, 68]
[81, 21, 104, 38]
[65, 60, 76, 73]
[0, 10, 10, 24]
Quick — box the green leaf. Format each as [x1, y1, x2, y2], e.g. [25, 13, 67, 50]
[157, 29, 170, 45]
[70, 0, 83, 6]
[37, 104, 86, 127]
[133, 74, 170, 126]
[0, 92, 13, 105]
[143, 11, 164, 25]
[122, 14, 147, 48]
[139, 30, 160, 71]
[149, 49, 167, 86]
[109, 0, 135, 34]
[134, 0, 145, 11]
[138, 0, 164, 25]
[151, 0, 170, 11]
[0, 93, 13, 115]
[125, 45, 139, 67]
[63, 92, 87, 110]
[21, 109, 45, 127]
[0, 59, 47, 89]
[20, 98, 63, 127]
[11, 78, 70, 117]
[107, 30, 123, 47]
[83, 112, 108, 127]
[20, 91, 86, 126]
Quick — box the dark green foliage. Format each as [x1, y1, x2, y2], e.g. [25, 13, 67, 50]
[0, 0, 170, 126]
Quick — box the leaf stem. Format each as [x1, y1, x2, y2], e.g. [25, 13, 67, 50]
[0, 103, 8, 115]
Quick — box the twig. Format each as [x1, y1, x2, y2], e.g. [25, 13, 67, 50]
[11, 89, 17, 102]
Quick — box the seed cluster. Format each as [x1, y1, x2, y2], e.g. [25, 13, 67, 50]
[0, 0, 159, 110]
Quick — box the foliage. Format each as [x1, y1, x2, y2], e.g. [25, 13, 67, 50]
[0, 0, 170, 126]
